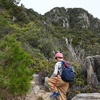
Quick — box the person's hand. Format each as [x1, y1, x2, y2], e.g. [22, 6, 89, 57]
[58, 75, 61, 78]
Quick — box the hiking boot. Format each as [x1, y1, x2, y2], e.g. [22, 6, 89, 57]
[50, 92, 60, 98]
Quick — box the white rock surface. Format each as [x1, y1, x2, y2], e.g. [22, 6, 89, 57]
[71, 93, 100, 100]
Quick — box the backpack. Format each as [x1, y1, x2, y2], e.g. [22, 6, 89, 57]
[60, 60, 74, 82]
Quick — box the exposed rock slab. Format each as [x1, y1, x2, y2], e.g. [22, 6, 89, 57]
[71, 93, 100, 100]
[84, 55, 100, 86]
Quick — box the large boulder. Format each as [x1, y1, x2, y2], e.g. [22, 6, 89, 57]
[71, 93, 100, 100]
[84, 55, 100, 87]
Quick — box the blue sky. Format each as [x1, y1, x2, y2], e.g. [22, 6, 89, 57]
[19, 0, 100, 19]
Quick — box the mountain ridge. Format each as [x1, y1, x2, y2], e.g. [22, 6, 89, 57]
[0, 0, 100, 99]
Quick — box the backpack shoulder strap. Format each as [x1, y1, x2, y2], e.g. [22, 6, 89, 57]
[61, 60, 71, 68]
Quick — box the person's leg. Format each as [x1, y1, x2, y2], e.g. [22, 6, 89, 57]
[47, 77, 59, 92]
[55, 79, 69, 100]
[47, 77, 69, 100]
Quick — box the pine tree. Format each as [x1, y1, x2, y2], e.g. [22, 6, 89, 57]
[0, 35, 32, 95]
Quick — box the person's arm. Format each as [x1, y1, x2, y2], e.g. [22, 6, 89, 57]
[51, 63, 59, 77]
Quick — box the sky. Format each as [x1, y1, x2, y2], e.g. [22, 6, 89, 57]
[19, 0, 100, 19]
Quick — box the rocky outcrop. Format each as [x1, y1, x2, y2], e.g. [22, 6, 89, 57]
[78, 12, 90, 29]
[84, 55, 100, 87]
[71, 93, 100, 100]
[26, 71, 100, 100]
[25, 74, 57, 100]
[45, 7, 100, 31]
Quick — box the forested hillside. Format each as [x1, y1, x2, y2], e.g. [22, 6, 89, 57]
[0, 0, 100, 99]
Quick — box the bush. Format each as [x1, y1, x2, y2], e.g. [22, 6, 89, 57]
[0, 35, 32, 96]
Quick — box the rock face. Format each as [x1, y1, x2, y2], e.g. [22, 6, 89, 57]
[84, 55, 100, 87]
[71, 93, 100, 100]
[45, 7, 100, 31]
[25, 74, 57, 100]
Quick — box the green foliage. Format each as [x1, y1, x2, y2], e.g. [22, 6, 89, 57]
[0, 13, 11, 38]
[70, 62, 87, 87]
[0, 3, 100, 99]
[31, 58, 48, 74]
[31, 58, 57, 77]
[0, 35, 32, 96]
[67, 63, 87, 99]
[0, 0, 13, 9]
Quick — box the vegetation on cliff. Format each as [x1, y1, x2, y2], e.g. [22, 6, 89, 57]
[0, 0, 100, 99]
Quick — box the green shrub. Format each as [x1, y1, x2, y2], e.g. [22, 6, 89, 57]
[0, 35, 32, 96]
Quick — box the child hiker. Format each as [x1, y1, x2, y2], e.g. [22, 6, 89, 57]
[47, 52, 69, 100]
